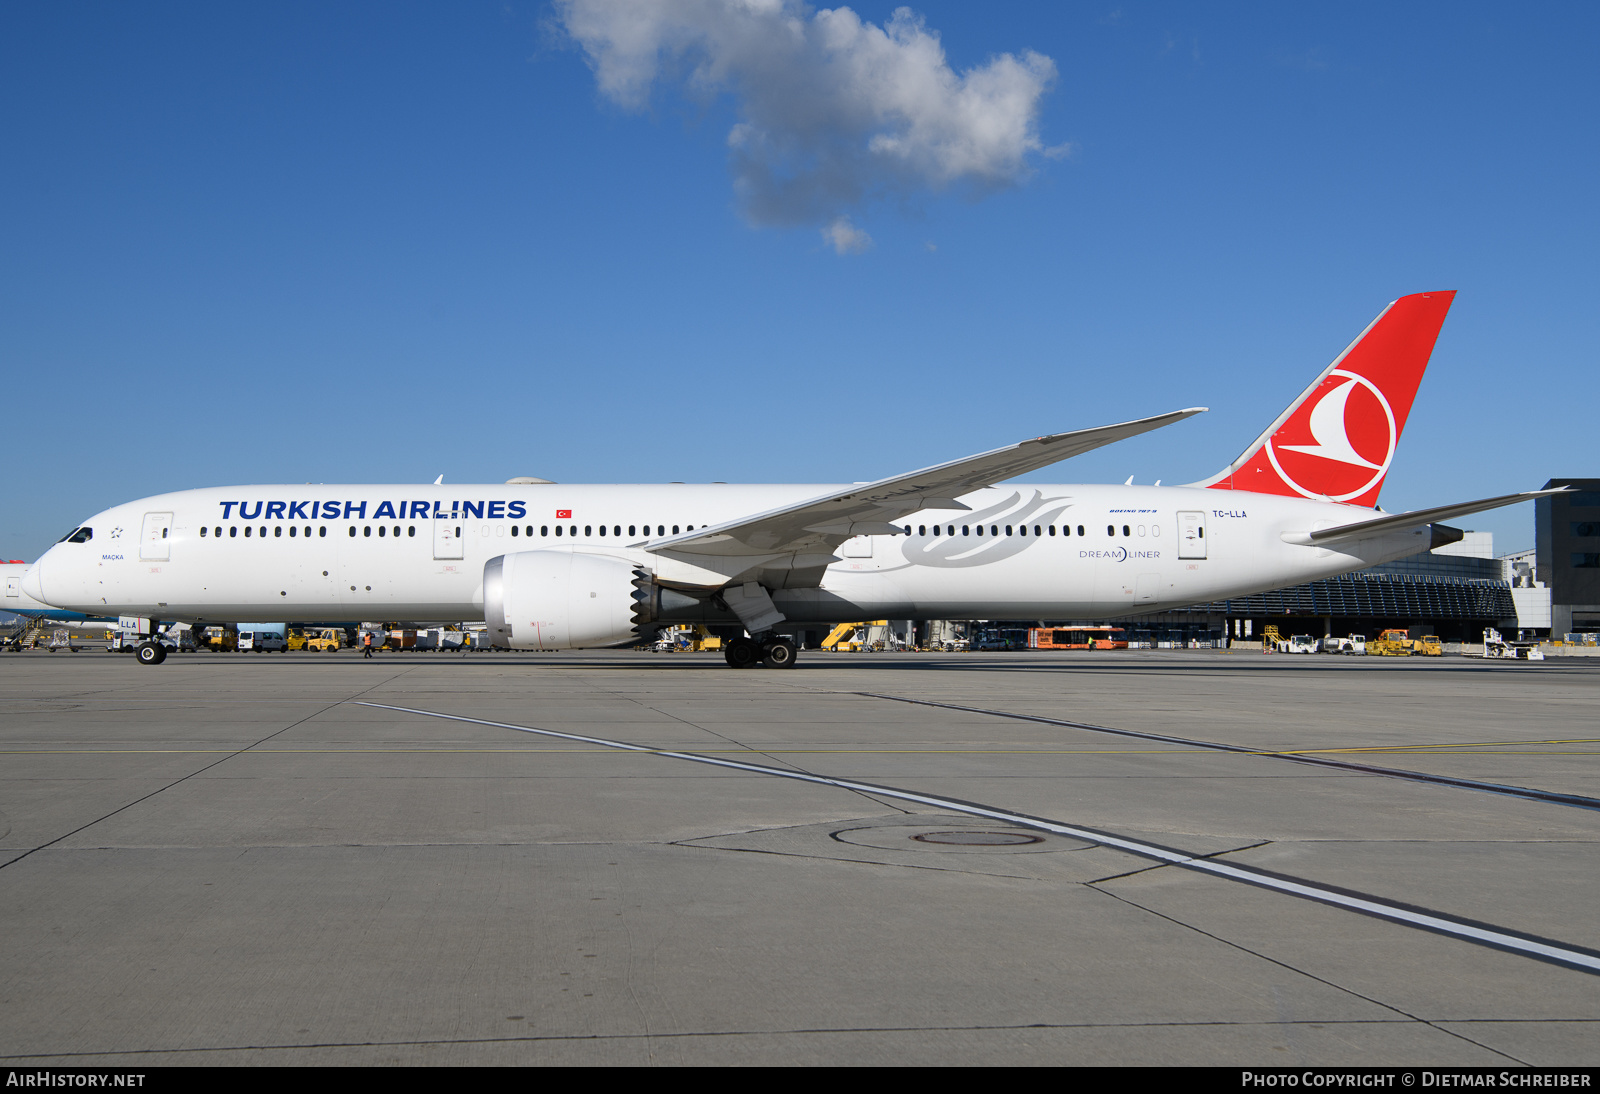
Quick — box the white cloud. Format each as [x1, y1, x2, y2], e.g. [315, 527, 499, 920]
[558, 1, 1059, 234]
[822, 215, 872, 254]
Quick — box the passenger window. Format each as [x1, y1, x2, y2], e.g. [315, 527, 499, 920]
[348, 527, 356, 537]
[1123, 525, 1130, 537]
[629, 525, 636, 536]
[658, 525, 665, 536]
[541, 526, 548, 537]
[201, 527, 208, 537]
[1048, 526, 1056, 536]
[393, 525, 400, 537]
[511, 526, 518, 537]
[378, 526, 386, 537]
[962, 526, 970, 536]
[1077, 525, 1084, 536]
[230, 527, 238, 538]
[615, 525, 621, 536]
[555, 526, 563, 537]
[584, 525, 592, 536]
[976, 525, 984, 536]
[245, 527, 252, 538]
[918, 525, 926, 536]
[1006, 525, 1013, 536]
[319, 527, 326, 537]
[1107, 525, 1114, 536]
[364, 526, 371, 537]
[288, 527, 295, 538]
[672, 525, 680, 534]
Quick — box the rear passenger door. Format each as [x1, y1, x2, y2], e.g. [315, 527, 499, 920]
[1177, 511, 1207, 560]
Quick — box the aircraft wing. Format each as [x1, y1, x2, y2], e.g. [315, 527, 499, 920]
[645, 408, 1205, 560]
[1282, 488, 1568, 547]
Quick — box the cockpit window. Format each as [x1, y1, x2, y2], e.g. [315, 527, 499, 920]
[59, 527, 92, 543]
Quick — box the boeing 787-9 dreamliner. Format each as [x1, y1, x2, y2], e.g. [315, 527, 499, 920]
[22, 291, 1557, 667]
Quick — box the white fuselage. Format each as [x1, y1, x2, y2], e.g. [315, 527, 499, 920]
[24, 482, 1437, 627]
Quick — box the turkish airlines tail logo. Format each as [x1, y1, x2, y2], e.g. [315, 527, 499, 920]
[1206, 291, 1455, 508]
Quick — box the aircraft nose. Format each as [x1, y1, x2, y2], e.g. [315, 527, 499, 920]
[21, 554, 48, 603]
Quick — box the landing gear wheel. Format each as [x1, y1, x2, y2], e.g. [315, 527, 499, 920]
[724, 637, 761, 669]
[762, 639, 798, 669]
[135, 641, 167, 666]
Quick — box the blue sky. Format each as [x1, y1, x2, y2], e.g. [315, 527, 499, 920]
[4, 2, 1595, 559]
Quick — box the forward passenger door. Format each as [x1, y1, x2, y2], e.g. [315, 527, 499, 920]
[434, 515, 464, 560]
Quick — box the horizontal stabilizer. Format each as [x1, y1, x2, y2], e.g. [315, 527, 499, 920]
[1280, 488, 1567, 547]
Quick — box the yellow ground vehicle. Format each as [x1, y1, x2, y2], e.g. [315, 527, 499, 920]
[286, 629, 308, 651]
[820, 621, 893, 651]
[822, 622, 871, 652]
[201, 627, 238, 652]
[1369, 629, 1421, 656]
[1417, 635, 1443, 656]
[687, 626, 722, 652]
[304, 627, 343, 652]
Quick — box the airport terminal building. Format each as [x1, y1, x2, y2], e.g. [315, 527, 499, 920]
[1136, 531, 1516, 644]
[1537, 477, 1600, 637]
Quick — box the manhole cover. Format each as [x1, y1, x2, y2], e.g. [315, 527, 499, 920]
[911, 830, 1044, 846]
[830, 819, 1092, 853]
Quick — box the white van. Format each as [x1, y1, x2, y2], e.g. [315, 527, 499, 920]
[238, 630, 287, 653]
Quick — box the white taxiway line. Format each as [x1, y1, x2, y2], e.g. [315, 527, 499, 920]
[355, 700, 1600, 976]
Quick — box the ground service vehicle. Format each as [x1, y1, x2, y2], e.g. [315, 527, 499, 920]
[1368, 629, 1420, 656]
[1483, 627, 1544, 660]
[304, 628, 342, 652]
[1027, 627, 1128, 649]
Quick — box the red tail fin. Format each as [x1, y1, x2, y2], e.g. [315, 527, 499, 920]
[1200, 291, 1455, 507]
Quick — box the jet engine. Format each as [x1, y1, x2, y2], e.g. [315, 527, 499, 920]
[483, 550, 701, 650]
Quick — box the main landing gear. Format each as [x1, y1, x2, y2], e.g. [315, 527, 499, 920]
[135, 641, 167, 666]
[724, 635, 797, 670]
